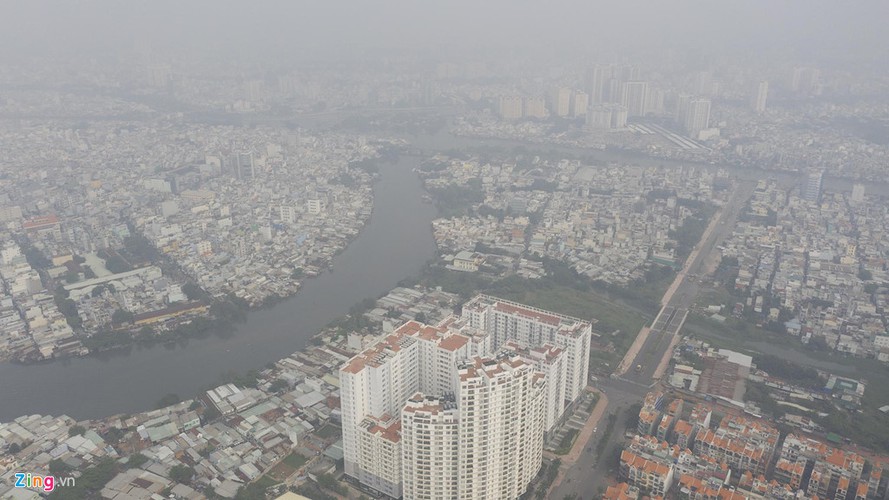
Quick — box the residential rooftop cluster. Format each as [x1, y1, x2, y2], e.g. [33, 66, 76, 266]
[0, 241, 82, 361]
[612, 391, 889, 500]
[424, 155, 727, 285]
[0, 120, 383, 361]
[713, 178, 889, 362]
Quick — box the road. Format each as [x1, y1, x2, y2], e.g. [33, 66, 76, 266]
[618, 179, 756, 385]
[550, 180, 757, 498]
[548, 378, 647, 499]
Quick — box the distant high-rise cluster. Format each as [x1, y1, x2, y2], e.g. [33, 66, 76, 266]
[340, 295, 593, 499]
[499, 89, 588, 120]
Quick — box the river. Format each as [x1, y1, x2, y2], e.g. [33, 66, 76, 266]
[0, 155, 437, 421]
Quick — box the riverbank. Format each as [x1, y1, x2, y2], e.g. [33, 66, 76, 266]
[0, 154, 438, 421]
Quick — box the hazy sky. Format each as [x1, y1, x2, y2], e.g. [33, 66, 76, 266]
[1, 1, 887, 61]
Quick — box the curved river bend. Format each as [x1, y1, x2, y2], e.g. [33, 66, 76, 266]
[0, 156, 437, 421]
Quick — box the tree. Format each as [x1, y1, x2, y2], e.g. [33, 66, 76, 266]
[182, 282, 204, 301]
[57, 298, 79, 318]
[414, 312, 428, 323]
[91, 285, 107, 298]
[49, 459, 72, 476]
[234, 483, 267, 500]
[112, 308, 135, 325]
[48, 456, 119, 499]
[624, 403, 642, 430]
[104, 427, 124, 443]
[7, 442, 21, 454]
[169, 464, 194, 484]
[202, 405, 221, 422]
[23, 244, 51, 269]
[83, 265, 97, 279]
[268, 380, 289, 394]
[68, 425, 86, 437]
[126, 453, 149, 469]
[317, 474, 346, 495]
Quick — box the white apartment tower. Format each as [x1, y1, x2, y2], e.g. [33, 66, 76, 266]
[752, 80, 769, 114]
[461, 295, 592, 402]
[499, 96, 524, 120]
[341, 329, 420, 498]
[341, 296, 593, 499]
[851, 183, 865, 204]
[523, 96, 547, 119]
[501, 341, 566, 433]
[621, 81, 649, 117]
[401, 394, 460, 500]
[571, 90, 589, 118]
[587, 105, 613, 130]
[682, 98, 711, 139]
[587, 64, 609, 104]
[550, 87, 572, 117]
[457, 356, 546, 500]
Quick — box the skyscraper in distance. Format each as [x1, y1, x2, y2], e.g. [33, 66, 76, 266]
[805, 171, 824, 202]
[499, 96, 524, 120]
[572, 90, 589, 118]
[550, 87, 571, 117]
[587, 64, 609, 104]
[621, 81, 649, 117]
[752, 80, 769, 114]
[851, 183, 865, 204]
[682, 98, 711, 139]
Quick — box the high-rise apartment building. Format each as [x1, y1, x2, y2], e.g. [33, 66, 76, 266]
[457, 356, 546, 500]
[851, 183, 865, 204]
[461, 295, 591, 402]
[586, 105, 613, 130]
[805, 171, 824, 202]
[611, 105, 629, 129]
[751, 80, 769, 114]
[571, 90, 589, 118]
[340, 296, 593, 499]
[550, 87, 572, 117]
[401, 394, 459, 500]
[499, 96, 524, 120]
[500, 341, 566, 433]
[587, 65, 610, 104]
[682, 98, 711, 139]
[791, 67, 820, 96]
[621, 81, 649, 117]
[523, 96, 547, 119]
